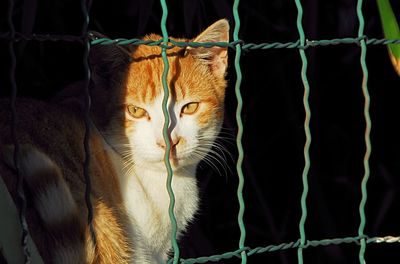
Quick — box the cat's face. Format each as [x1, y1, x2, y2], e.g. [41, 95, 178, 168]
[119, 21, 228, 172]
[124, 94, 221, 171]
[97, 20, 226, 174]
[124, 60, 224, 172]
[96, 20, 229, 173]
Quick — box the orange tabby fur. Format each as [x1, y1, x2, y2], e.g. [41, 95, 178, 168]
[0, 19, 229, 263]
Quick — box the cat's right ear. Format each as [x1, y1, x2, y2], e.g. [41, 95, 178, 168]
[89, 31, 133, 88]
[186, 19, 230, 79]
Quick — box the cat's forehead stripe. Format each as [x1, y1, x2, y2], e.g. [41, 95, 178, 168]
[125, 34, 225, 107]
[126, 55, 185, 104]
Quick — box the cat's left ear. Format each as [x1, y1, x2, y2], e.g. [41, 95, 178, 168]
[187, 19, 230, 78]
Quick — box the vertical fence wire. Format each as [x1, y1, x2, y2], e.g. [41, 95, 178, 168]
[355, 0, 371, 263]
[80, 0, 96, 244]
[7, 0, 31, 262]
[293, 0, 312, 263]
[232, 0, 247, 263]
[159, 0, 180, 263]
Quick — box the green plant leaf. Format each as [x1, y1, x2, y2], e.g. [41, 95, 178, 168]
[377, 0, 400, 75]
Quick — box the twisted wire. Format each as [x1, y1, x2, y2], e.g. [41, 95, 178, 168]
[1, 31, 399, 49]
[175, 235, 400, 263]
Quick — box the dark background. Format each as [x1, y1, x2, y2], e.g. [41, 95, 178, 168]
[1, 0, 400, 263]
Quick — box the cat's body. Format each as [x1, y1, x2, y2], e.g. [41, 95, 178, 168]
[0, 19, 229, 263]
[0, 100, 134, 263]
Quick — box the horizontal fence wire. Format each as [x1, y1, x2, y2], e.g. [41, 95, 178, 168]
[171, 235, 400, 264]
[1, 32, 400, 49]
[0, 32, 84, 42]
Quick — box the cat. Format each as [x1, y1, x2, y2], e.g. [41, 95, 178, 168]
[0, 19, 229, 263]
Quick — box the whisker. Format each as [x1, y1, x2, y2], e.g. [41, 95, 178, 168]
[193, 147, 230, 177]
[197, 142, 234, 163]
[192, 151, 225, 176]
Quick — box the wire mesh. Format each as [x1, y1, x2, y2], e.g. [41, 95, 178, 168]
[1, 0, 400, 263]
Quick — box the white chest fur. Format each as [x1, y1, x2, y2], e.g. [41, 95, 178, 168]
[109, 151, 199, 263]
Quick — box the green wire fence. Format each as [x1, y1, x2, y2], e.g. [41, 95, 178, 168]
[2, 0, 400, 263]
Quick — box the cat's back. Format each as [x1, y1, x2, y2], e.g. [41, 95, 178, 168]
[0, 98, 133, 263]
[0, 98, 87, 262]
[0, 97, 126, 208]
[0, 98, 84, 146]
[0, 97, 88, 198]
[0, 98, 87, 190]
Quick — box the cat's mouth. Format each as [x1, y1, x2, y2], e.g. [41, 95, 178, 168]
[157, 155, 184, 167]
[133, 146, 201, 170]
[149, 152, 198, 170]
[170, 154, 183, 167]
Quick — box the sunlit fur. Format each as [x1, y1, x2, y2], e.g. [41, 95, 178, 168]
[0, 19, 229, 263]
[102, 19, 229, 262]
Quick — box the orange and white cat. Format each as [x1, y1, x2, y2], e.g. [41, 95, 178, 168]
[0, 19, 229, 263]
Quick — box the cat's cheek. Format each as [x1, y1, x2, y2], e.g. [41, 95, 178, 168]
[196, 108, 220, 128]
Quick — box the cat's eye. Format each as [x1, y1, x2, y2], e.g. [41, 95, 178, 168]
[181, 102, 199, 115]
[127, 105, 148, 119]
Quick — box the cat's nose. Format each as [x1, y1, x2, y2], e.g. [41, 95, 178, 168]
[156, 138, 180, 149]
